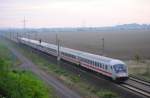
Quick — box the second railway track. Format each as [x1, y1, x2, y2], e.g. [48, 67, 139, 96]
[120, 76, 150, 98]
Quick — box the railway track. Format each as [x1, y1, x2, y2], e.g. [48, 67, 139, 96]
[129, 75, 150, 86]
[120, 76, 150, 98]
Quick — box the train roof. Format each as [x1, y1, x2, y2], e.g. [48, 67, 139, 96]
[20, 37, 125, 65]
[20, 37, 57, 49]
[61, 47, 112, 62]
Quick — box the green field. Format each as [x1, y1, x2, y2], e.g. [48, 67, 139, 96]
[0, 38, 55, 98]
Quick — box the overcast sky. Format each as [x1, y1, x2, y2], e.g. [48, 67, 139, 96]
[0, 0, 150, 28]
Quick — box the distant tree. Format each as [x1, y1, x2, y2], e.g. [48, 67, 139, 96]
[134, 54, 141, 64]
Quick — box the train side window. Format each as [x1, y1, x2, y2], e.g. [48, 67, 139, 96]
[86, 59, 87, 63]
[87, 59, 88, 63]
[105, 65, 108, 70]
[96, 62, 98, 67]
[110, 66, 112, 69]
[84, 59, 86, 62]
[102, 64, 104, 69]
[95, 62, 97, 67]
[97, 62, 99, 67]
[81, 58, 83, 61]
[99, 63, 101, 68]
[81, 58, 84, 61]
[98, 63, 100, 67]
[89, 60, 91, 64]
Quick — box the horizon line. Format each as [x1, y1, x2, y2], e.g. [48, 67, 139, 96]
[0, 23, 150, 29]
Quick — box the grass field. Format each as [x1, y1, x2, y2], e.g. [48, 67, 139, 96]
[0, 38, 20, 68]
[0, 38, 55, 98]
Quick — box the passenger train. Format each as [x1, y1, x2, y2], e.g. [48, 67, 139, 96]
[19, 37, 128, 81]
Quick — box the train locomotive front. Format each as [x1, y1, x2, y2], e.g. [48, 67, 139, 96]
[110, 60, 128, 81]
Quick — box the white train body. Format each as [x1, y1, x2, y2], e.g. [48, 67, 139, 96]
[19, 37, 128, 81]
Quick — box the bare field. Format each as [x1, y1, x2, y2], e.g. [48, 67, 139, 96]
[29, 29, 150, 60]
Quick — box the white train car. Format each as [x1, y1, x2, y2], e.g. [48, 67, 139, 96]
[19, 37, 128, 81]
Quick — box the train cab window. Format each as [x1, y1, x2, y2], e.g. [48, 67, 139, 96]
[113, 64, 127, 73]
